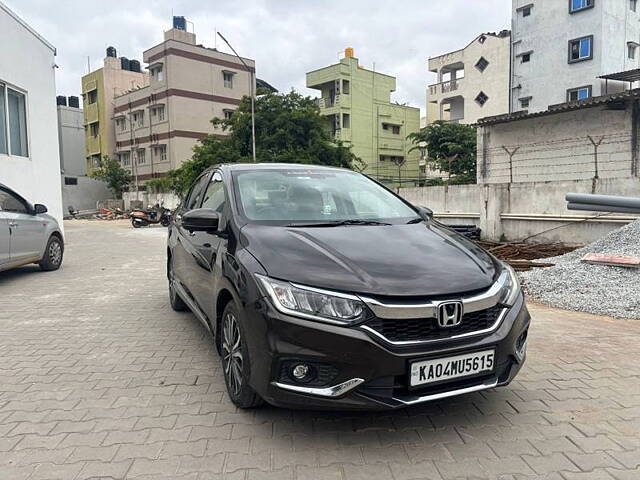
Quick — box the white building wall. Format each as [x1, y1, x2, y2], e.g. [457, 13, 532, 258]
[428, 32, 511, 124]
[511, 0, 640, 113]
[478, 102, 637, 184]
[0, 2, 62, 227]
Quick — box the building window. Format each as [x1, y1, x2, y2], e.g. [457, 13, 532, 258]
[342, 79, 350, 94]
[223, 109, 234, 120]
[569, 36, 593, 63]
[629, 42, 638, 59]
[132, 111, 144, 127]
[521, 53, 531, 63]
[64, 177, 78, 186]
[151, 106, 165, 122]
[342, 113, 350, 129]
[379, 155, 405, 164]
[116, 118, 127, 132]
[382, 123, 400, 134]
[519, 97, 531, 109]
[569, 0, 594, 13]
[567, 85, 592, 102]
[90, 154, 101, 168]
[0, 83, 29, 157]
[475, 91, 489, 106]
[87, 89, 98, 104]
[153, 145, 167, 162]
[475, 57, 490, 72]
[223, 71, 234, 89]
[632, 0, 638, 11]
[136, 148, 146, 165]
[90, 122, 99, 138]
[150, 65, 164, 82]
[522, 5, 532, 16]
[118, 152, 131, 166]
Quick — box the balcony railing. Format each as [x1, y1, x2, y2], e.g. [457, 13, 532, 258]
[316, 94, 340, 108]
[428, 78, 464, 96]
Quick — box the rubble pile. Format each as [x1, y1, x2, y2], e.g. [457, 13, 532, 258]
[520, 219, 640, 319]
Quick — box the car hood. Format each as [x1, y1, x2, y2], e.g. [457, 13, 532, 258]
[242, 223, 498, 297]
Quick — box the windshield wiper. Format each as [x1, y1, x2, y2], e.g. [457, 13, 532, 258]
[286, 220, 392, 227]
[406, 217, 424, 224]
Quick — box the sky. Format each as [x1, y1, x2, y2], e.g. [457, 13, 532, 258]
[7, 0, 510, 117]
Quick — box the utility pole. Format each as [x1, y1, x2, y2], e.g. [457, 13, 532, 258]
[217, 32, 256, 163]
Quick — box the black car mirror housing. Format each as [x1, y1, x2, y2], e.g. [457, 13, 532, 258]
[34, 204, 48, 214]
[182, 208, 220, 232]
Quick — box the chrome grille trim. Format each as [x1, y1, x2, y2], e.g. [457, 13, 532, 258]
[358, 270, 506, 320]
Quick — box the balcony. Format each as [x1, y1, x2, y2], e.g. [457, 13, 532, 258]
[316, 94, 341, 109]
[428, 78, 464, 96]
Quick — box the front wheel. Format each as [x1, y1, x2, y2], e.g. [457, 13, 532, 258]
[221, 302, 263, 409]
[131, 218, 144, 228]
[39, 235, 64, 271]
[161, 217, 171, 227]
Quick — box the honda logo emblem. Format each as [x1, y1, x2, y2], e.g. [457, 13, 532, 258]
[437, 301, 463, 328]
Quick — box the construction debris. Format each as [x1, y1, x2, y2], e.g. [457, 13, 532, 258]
[581, 252, 640, 268]
[474, 240, 578, 271]
[521, 219, 640, 319]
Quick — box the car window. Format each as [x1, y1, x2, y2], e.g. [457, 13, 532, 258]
[0, 190, 29, 214]
[184, 174, 211, 211]
[201, 172, 226, 213]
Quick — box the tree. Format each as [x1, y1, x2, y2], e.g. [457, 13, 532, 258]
[88, 156, 132, 198]
[168, 90, 363, 195]
[409, 121, 477, 184]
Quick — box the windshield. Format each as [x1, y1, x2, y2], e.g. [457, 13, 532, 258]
[233, 168, 417, 224]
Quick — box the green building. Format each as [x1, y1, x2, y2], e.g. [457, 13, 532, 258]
[306, 49, 421, 186]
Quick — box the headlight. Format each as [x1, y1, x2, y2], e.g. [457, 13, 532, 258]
[498, 262, 521, 307]
[255, 274, 366, 325]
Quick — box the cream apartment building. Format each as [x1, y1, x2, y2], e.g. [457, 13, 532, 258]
[114, 22, 255, 182]
[428, 31, 511, 124]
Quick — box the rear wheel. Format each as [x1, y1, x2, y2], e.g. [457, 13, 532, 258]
[168, 257, 188, 311]
[221, 302, 263, 408]
[39, 235, 63, 271]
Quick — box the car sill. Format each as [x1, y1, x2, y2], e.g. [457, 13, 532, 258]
[172, 280, 212, 332]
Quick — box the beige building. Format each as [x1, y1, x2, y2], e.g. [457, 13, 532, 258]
[428, 31, 511, 125]
[81, 50, 147, 172]
[114, 24, 255, 182]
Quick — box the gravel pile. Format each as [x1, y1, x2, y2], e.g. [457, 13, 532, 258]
[520, 219, 640, 319]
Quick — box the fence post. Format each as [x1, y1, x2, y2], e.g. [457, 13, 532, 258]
[501, 146, 520, 184]
[587, 135, 604, 180]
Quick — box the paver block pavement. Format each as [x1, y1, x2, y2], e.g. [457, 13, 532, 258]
[0, 220, 638, 479]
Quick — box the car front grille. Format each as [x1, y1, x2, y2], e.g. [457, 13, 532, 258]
[363, 305, 505, 343]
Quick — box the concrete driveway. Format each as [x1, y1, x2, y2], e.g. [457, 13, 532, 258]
[0, 220, 638, 480]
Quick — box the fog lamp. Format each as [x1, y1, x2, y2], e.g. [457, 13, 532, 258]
[292, 364, 310, 380]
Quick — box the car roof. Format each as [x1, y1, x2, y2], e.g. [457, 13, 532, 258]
[213, 163, 353, 173]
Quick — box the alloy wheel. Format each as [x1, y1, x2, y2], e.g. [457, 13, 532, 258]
[49, 240, 62, 266]
[222, 311, 243, 397]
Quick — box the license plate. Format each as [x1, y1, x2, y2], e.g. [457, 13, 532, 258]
[410, 349, 495, 387]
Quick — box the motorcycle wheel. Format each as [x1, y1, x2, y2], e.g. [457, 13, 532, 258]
[161, 217, 170, 227]
[132, 218, 143, 228]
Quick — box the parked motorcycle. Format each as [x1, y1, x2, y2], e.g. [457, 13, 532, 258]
[131, 203, 172, 228]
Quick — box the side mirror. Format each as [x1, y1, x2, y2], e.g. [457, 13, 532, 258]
[417, 206, 433, 220]
[34, 204, 48, 214]
[182, 208, 220, 232]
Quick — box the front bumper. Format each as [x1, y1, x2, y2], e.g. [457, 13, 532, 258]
[244, 293, 530, 410]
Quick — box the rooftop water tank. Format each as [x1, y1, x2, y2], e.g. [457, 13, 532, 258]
[56, 95, 67, 106]
[68, 96, 80, 108]
[106, 46, 117, 58]
[173, 16, 186, 31]
[129, 59, 141, 73]
[120, 57, 130, 71]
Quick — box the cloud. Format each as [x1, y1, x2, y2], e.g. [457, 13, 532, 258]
[6, 0, 511, 115]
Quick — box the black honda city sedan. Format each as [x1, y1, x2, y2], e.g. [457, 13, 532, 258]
[167, 163, 529, 410]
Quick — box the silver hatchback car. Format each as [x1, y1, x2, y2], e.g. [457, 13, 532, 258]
[0, 184, 64, 273]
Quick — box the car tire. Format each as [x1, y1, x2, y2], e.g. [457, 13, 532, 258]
[220, 302, 263, 409]
[39, 235, 64, 271]
[168, 257, 188, 312]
